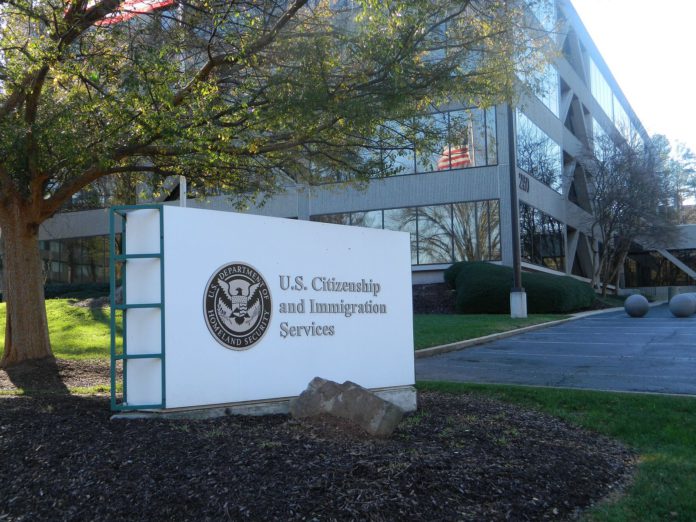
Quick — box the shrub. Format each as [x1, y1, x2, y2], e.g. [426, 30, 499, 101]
[44, 282, 110, 300]
[444, 262, 596, 314]
[0, 283, 109, 302]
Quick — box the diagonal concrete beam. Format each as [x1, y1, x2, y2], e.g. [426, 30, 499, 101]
[658, 249, 696, 280]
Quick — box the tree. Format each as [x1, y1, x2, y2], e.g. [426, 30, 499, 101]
[0, 0, 551, 366]
[661, 140, 696, 224]
[582, 132, 679, 295]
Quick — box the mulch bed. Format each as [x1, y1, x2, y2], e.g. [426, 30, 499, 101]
[0, 358, 113, 392]
[0, 362, 635, 521]
[412, 283, 456, 314]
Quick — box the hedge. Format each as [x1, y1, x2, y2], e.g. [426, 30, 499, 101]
[44, 282, 110, 300]
[444, 261, 596, 314]
[0, 282, 109, 302]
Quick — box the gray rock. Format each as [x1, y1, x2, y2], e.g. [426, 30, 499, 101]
[289, 377, 404, 437]
[624, 294, 649, 317]
[669, 293, 696, 317]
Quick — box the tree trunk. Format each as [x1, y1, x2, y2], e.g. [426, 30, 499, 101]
[0, 202, 52, 368]
[598, 253, 610, 297]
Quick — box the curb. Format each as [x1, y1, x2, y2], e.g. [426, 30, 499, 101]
[414, 300, 666, 359]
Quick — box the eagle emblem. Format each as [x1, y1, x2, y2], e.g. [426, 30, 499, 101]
[203, 263, 272, 350]
[216, 278, 262, 328]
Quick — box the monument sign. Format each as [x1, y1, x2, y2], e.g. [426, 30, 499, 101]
[110, 205, 415, 412]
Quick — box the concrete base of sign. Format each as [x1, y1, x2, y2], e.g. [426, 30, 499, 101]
[510, 290, 528, 318]
[111, 385, 417, 420]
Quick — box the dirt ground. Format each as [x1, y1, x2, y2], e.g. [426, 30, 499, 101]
[0, 362, 634, 521]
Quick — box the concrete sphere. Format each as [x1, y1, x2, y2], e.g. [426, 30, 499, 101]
[669, 293, 696, 318]
[624, 294, 649, 318]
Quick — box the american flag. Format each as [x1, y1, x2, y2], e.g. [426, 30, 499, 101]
[86, 0, 176, 25]
[436, 145, 471, 170]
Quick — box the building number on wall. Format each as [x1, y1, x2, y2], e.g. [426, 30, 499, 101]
[518, 173, 530, 193]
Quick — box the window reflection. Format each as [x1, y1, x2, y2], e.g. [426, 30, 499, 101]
[417, 205, 453, 264]
[351, 210, 382, 228]
[452, 200, 501, 261]
[380, 120, 416, 175]
[516, 111, 562, 192]
[625, 249, 696, 287]
[520, 203, 565, 271]
[382, 106, 497, 175]
[416, 112, 449, 172]
[311, 213, 350, 226]
[311, 199, 501, 266]
[383, 208, 418, 265]
[6, 235, 116, 285]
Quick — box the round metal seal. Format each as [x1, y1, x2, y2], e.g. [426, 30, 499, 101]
[203, 263, 272, 350]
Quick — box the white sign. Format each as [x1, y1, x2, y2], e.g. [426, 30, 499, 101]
[121, 206, 414, 409]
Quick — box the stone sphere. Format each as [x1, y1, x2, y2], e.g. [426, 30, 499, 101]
[624, 294, 649, 318]
[669, 293, 696, 318]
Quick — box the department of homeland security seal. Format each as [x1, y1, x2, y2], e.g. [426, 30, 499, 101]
[203, 263, 271, 350]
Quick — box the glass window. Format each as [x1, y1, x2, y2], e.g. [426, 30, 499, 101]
[488, 200, 501, 260]
[310, 213, 351, 225]
[625, 249, 696, 287]
[83, 236, 108, 283]
[592, 117, 612, 160]
[312, 199, 501, 266]
[516, 111, 563, 192]
[376, 107, 497, 175]
[351, 210, 383, 228]
[380, 120, 416, 175]
[383, 208, 418, 265]
[452, 200, 501, 262]
[528, 0, 555, 32]
[589, 58, 613, 120]
[416, 112, 449, 172]
[485, 107, 498, 165]
[468, 109, 488, 167]
[452, 201, 479, 261]
[422, 21, 447, 63]
[592, 117, 606, 142]
[417, 205, 453, 264]
[520, 64, 559, 117]
[446, 110, 475, 169]
[540, 65, 560, 117]
[612, 95, 631, 138]
[520, 203, 565, 271]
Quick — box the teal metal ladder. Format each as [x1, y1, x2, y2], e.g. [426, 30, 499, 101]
[110, 204, 166, 411]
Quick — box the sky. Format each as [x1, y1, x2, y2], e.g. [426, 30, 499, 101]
[571, 0, 696, 155]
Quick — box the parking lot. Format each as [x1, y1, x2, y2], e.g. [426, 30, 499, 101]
[416, 305, 696, 395]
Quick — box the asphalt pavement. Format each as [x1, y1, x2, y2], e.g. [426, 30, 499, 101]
[416, 304, 696, 395]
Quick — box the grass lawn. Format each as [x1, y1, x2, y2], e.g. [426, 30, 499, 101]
[419, 381, 696, 522]
[413, 313, 568, 350]
[0, 300, 567, 357]
[594, 294, 628, 308]
[0, 299, 117, 360]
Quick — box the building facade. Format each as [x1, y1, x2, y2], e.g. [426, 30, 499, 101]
[3, 0, 693, 292]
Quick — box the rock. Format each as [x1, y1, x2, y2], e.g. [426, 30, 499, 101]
[290, 377, 404, 437]
[669, 293, 696, 317]
[624, 294, 649, 317]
